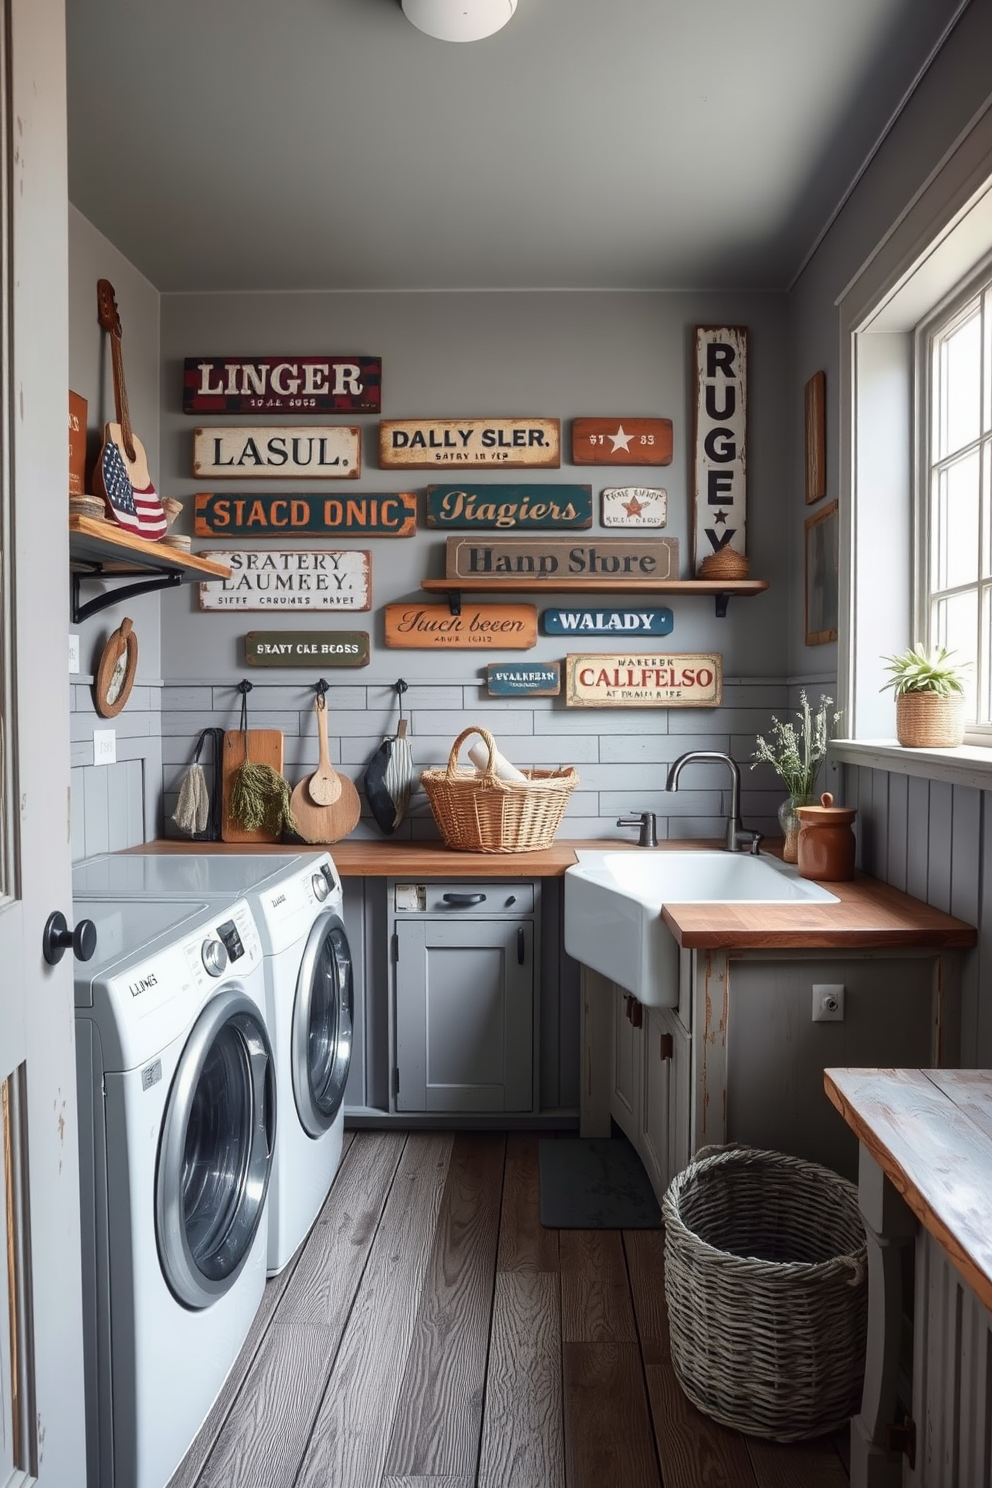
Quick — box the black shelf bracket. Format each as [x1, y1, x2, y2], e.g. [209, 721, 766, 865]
[71, 565, 184, 625]
[715, 591, 730, 619]
[445, 589, 463, 616]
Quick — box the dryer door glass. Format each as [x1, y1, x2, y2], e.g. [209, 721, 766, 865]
[293, 912, 353, 1138]
[157, 990, 275, 1309]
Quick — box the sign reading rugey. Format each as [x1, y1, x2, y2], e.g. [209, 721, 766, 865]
[565, 653, 722, 707]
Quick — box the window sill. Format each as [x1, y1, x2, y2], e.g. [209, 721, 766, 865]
[831, 738, 992, 790]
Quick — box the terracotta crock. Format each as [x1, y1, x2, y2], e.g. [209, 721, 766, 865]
[795, 791, 857, 882]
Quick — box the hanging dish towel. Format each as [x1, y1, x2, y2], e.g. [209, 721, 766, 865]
[172, 727, 224, 839]
[363, 691, 419, 835]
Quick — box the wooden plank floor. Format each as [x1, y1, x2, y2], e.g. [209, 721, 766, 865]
[168, 1131, 852, 1488]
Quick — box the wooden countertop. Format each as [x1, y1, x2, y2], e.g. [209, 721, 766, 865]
[824, 1068, 992, 1314]
[136, 838, 977, 950]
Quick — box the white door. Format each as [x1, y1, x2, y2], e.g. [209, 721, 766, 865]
[0, 0, 86, 1483]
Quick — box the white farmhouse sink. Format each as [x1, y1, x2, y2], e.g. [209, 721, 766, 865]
[563, 849, 839, 1007]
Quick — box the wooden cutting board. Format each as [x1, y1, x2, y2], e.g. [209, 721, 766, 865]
[221, 729, 285, 842]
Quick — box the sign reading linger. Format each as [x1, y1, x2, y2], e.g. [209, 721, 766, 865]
[565, 653, 722, 708]
[183, 356, 381, 414]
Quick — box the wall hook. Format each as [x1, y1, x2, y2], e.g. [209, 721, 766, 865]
[314, 678, 330, 697]
[237, 679, 253, 696]
[395, 679, 408, 696]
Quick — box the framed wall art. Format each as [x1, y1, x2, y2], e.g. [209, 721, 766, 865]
[805, 499, 838, 645]
[804, 370, 826, 504]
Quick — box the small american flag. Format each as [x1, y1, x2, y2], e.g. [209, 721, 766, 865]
[99, 441, 167, 540]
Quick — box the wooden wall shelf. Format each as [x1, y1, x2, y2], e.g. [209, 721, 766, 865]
[420, 577, 769, 618]
[69, 515, 231, 623]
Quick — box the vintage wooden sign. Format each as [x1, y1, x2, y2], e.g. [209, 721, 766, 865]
[193, 425, 361, 479]
[426, 484, 592, 530]
[565, 653, 722, 708]
[183, 357, 381, 415]
[487, 662, 560, 697]
[384, 603, 537, 650]
[571, 418, 673, 466]
[542, 607, 673, 638]
[444, 535, 679, 582]
[693, 326, 748, 573]
[193, 491, 416, 538]
[601, 487, 668, 528]
[245, 631, 370, 667]
[379, 418, 560, 470]
[199, 550, 371, 612]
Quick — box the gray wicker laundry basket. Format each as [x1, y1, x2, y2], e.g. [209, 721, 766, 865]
[662, 1145, 868, 1441]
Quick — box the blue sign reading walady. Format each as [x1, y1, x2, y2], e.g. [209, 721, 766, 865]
[486, 662, 561, 697]
[542, 607, 674, 637]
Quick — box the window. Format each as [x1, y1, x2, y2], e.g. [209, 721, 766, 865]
[917, 255, 992, 737]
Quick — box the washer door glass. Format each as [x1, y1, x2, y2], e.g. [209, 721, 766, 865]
[156, 989, 275, 1309]
[293, 912, 353, 1138]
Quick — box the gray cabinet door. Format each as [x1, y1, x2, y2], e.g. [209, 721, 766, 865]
[395, 918, 533, 1112]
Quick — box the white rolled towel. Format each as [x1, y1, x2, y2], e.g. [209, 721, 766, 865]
[468, 738, 527, 782]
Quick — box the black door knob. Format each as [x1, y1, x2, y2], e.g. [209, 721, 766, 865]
[43, 912, 97, 966]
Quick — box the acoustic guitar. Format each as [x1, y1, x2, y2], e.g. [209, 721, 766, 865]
[94, 279, 167, 540]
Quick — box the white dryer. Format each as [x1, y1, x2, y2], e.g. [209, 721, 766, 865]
[73, 895, 275, 1488]
[73, 852, 353, 1273]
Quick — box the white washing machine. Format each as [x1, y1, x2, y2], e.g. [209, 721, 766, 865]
[72, 852, 353, 1273]
[73, 895, 275, 1488]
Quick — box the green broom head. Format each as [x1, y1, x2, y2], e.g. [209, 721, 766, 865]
[229, 759, 299, 838]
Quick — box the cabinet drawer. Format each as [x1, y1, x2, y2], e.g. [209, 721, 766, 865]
[392, 880, 536, 915]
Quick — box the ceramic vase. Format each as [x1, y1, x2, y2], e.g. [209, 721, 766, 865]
[778, 793, 816, 863]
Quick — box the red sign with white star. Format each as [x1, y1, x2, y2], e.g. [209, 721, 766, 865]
[570, 418, 673, 466]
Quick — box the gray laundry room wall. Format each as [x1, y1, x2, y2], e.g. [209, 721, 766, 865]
[156, 288, 807, 841]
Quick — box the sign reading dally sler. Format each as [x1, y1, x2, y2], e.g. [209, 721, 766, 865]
[380, 418, 560, 470]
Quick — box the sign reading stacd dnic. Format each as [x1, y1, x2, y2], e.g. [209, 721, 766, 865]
[487, 663, 561, 697]
[183, 357, 381, 414]
[426, 484, 592, 530]
[193, 492, 416, 537]
[542, 608, 673, 637]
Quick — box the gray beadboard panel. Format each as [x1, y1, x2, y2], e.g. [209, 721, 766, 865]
[128, 761, 147, 848]
[161, 709, 302, 736]
[927, 780, 953, 915]
[718, 682, 790, 707]
[71, 740, 92, 767]
[69, 709, 153, 743]
[856, 766, 877, 875]
[376, 684, 462, 709]
[951, 787, 982, 1068]
[670, 707, 785, 735]
[599, 733, 678, 763]
[82, 767, 110, 856]
[886, 770, 909, 893]
[577, 761, 730, 790]
[409, 708, 536, 738]
[977, 806, 992, 1064]
[161, 686, 215, 712]
[870, 769, 889, 883]
[599, 788, 723, 817]
[906, 775, 931, 903]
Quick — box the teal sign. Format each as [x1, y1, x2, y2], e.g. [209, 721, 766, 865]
[486, 662, 561, 697]
[426, 484, 592, 530]
[542, 607, 674, 637]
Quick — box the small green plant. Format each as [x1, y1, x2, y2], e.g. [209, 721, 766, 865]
[752, 690, 842, 798]
[880, 643, 968, 696]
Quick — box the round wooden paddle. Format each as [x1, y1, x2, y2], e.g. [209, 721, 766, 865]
[307, 697, 342, 805]
[290, 697, 361, 843]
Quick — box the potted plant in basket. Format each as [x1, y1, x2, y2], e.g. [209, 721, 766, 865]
[752, 691, 842, 862]
[881, 643, 969, 748]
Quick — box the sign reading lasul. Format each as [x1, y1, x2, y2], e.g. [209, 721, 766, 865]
[245, 631, 370, 667]
[199, 551, 371, 612]
[193, 491, 416, 537]
[384, 603, 537, 650]
[183, 357, 381, 414]
[426, 484, 592, 530]
[487, 663, 560, 697]
[565, 653, 722, 708]
[444, 536, 679, 581]
[380, 418, 560, 470]
[193, 425, 361, 479]
[693, 326, 747, 573]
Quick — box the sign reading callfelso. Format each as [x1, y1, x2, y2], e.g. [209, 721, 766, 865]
[565, 653, 722, 707]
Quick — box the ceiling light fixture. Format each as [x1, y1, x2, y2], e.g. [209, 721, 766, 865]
[401, 0, 517, 43]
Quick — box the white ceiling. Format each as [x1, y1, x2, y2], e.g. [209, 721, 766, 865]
[65, 0, 964, 294]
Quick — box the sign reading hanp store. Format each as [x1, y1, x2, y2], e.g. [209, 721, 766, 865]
[565, 653, 722, 707]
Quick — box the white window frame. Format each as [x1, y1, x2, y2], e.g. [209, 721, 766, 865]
[914, 249, 992, 743]
[832, 104, 992, 790]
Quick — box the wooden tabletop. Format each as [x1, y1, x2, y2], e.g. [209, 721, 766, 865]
[824, 1067, 992, 1315]
[137, 839, 977, 949]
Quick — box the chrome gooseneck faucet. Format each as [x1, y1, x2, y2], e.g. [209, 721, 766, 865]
[665, 750, 763, 854]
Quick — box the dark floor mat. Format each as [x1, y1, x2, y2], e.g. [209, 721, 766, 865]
[538, 1137, 662, 1228]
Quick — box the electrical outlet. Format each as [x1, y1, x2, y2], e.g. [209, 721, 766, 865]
[93, 729, 116, 766]
[812, 983, 845, 1022]
[68, 633, 80, 674]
